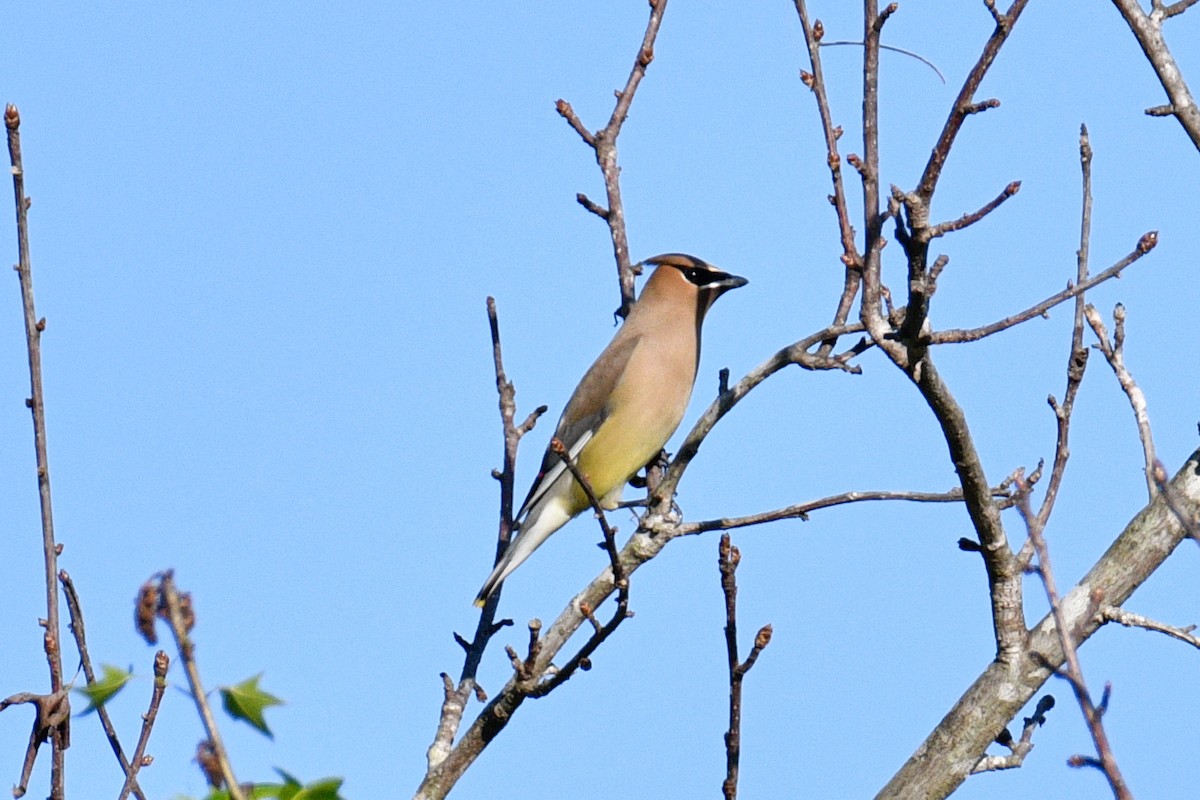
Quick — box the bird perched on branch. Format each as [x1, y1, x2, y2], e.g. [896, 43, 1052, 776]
[475, 254, 748, 606]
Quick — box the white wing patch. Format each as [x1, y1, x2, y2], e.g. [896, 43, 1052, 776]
[517, 429, 594, 521]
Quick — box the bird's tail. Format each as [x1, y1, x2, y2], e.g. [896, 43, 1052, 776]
[473, 501, 571, 606]
[473, 531, 536, 607]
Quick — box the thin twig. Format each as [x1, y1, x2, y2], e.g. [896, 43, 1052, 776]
[915, 0, 1032, 203]
[1015, 479, 1133, 800]
[925, 180, 1020, 239]
[526, 438, 633, 698]
[117, 651, 169, 800]
[556, 0, 670, 316]
[859, 0, 889, 353]
[1035, 125, 1094, 534]
[60, 571, 148, 800]
[1163, 0, 1200, 18]
[549, 437, 628, 595]
[1100, 605, 1200, 649]
[159, 573, 245, 800]
[655, 321, 865, 510]
[719, 534, 771, 800]
[674, 486, 1011, 535]
[1085, 304, 1157, 500]
[425, 298, 535, 772]
[820, 41, 946, 83]
[6, 102, 68, 800]
[794, 1, 865, 356]
[970, 695, 1055, 773]
[930, 232, 1157, 344]
[0, 688, 69, 798]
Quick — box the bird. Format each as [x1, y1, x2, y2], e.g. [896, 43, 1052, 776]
[474, 253, 748, 606]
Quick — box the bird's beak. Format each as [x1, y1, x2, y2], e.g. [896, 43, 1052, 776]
[709, 273, 748, 293]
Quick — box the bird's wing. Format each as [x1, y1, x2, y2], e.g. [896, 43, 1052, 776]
[515, 332, 642, 521]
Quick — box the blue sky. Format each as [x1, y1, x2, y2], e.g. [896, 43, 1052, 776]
[2, 3, 1198, 798]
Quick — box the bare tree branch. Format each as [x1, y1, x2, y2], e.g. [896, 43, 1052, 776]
[925, 180, 1020, 239]
[929, 232, 1157, 345]
[675, 485, 1011, 535]
[915, 0, 1031, 203]
[521, 438, 635, 698]
[1110, 0, 1200, 150]
[6, 102, 68, 800]
[876, 449, 1200, 799]
[970, 695, 1054, 773]
[0, 688, 69, 799]
[158, 572, 245, 800]
[1085, 303, 1158, 500]
[1015, 478, 1133, 799]
[423, 298, 536, 774]
[548, 438, 628, 598]
[1152, 459, 1200, 544]
[655, 321, 865, 510]
[1163, 0, 1200, 18]
[719, 535, 771, 800]
[60, 571, 148, 800]
[556, 0, 670, 317]
[794, 1, 865, 356]
[1035, 125, 1094, 532]
[1100, 605, 1200, 650]
[117, 651, 168, 800]
[915, 358, 1028, 662]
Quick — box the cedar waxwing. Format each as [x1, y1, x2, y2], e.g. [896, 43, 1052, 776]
[474, 254, 748, 606]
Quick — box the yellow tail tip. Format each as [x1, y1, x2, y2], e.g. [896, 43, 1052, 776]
[473, 597, 486, 608]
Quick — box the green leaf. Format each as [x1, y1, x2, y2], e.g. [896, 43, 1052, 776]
[194, 773, 345, 800]
[220, 673, 284, 738]
[275, 769, 302, 800]
[77, 664, 132, 714]
[199, 784, 291, 800]
[291, 777, 345, 800]
[270, 770, 345, 800]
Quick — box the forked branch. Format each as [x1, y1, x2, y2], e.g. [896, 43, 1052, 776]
[557, 0, 670, 317]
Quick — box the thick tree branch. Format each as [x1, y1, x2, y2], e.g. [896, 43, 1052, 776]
[1110, 0, 1200, 151]
[875, 450, 1200, 800]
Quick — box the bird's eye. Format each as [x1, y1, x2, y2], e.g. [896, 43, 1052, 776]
[686, 268, 701, 281]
